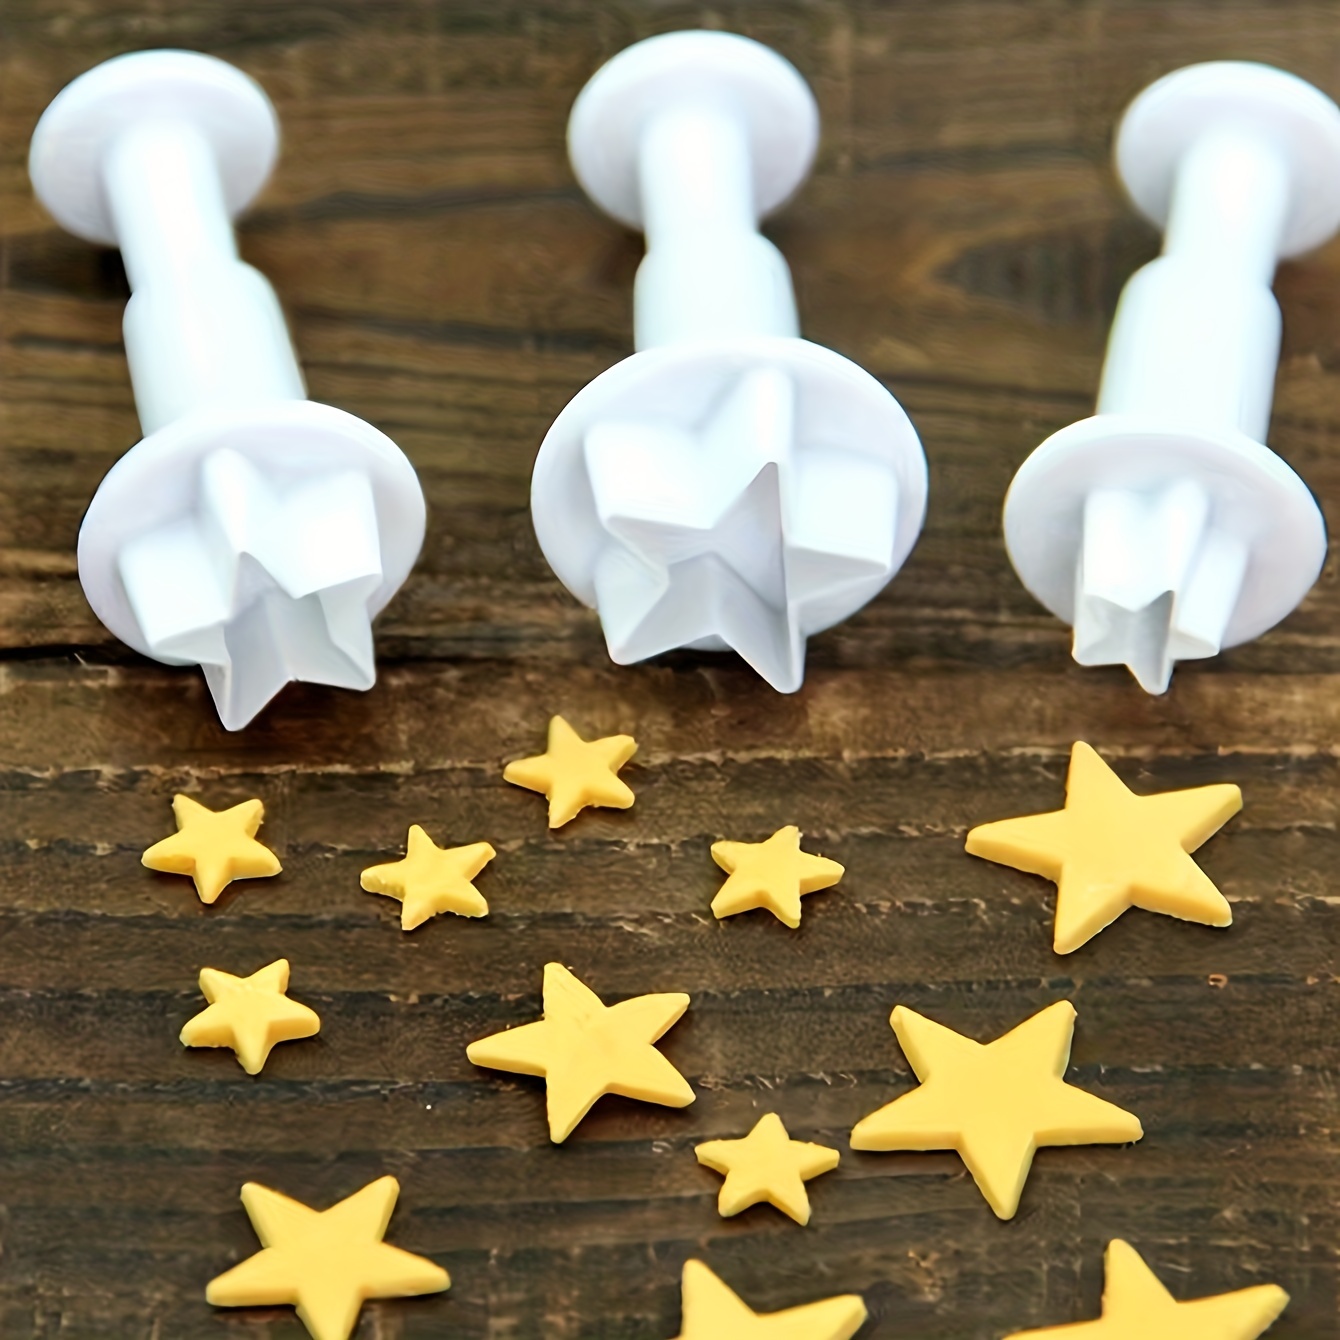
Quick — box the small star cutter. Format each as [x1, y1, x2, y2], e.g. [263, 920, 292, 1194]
[360, 824, 496, 931]
[966, 740, 1242, 953]
[850, 1000, 1143, 1219]
[180, 958, 320, 1075]
[695, 1111, 839, 1224]
[142, 793, 281, 904]
[466, 961, 693, 1142]
[503, 714, 636, 827]
[710, 825, 844, 927]
[206, 1175, 449, 1340]
[1003, 1239, 1289, 1340]
[673, 1259, 867, 1340]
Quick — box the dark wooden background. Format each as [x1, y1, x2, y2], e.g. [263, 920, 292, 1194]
[0, 2, 1337, 1336]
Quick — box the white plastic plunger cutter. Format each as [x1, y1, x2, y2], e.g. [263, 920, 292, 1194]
[1004, 61, 1340, 694]
[30, 51, 425, 730]
[531, 31, 927, 692]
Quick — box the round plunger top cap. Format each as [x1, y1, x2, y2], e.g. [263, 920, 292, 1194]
[1117, 60, 1340, 257]
[567, 30, 820, 230]
[29, 49, 279, 246]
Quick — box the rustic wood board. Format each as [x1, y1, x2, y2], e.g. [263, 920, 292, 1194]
[0, 2, 1337, 1336]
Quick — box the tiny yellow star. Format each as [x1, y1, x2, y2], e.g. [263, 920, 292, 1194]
[710, 826, 844, 927]
[503, 715, 636, 827]
[466, 962, 693, 1142]
[180, 959, 320, 1075]
[142, 794, 281, 904]
[695, 1112, 840, 1225]
[1004, 1239, 1289, 1340]
[673, 1259, 867, 1340]
[360, 825, 496, 931]
[850, 1000, 1142, 1219]
[966, 741, 1241, 953]
[206, 1175, 449, 1340]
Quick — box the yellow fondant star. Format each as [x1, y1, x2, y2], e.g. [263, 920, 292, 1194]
[142, 794, 281, 904]
[966, 741, 1241, 954]
[503, 715, 636, 827]
[1004, 1239, 1289, 1340]
[360, 825, 496, 931]
[710, 826, 844, 928]
[673, 1259, 867, 1340]
[695, 1111, 840, 1225]
[466, 961, 693, 1142]
[180, 959, 321, 1075]
[206, 1175, 449, 1340]
[850, 1000, 1142, 1219]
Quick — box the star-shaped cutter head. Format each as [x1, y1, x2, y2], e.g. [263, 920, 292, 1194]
[1004, 415, 1325, 695]
[532, 337, 927, 692]
[77, 398, 425, 729]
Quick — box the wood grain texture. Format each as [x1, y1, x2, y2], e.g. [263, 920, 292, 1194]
[0, 1, 1338, 1336]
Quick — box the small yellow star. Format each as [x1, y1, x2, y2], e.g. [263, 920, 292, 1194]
[180, 959, 320, 1075]
[850, 1000, 1142, 1219]
[142, 794, 281, 904]
[503, 715, 636, 827]
[360, 825, 496, 931]
[710, 826, 844, 927]
[695, 1112, 840, 1225]
[466, 962, 693, 1142]
[673, 1259, 867, 1340]
[966, 741, 1241, 953]
[1004, 1239, 1289, 1340]
[206, 1175, 449, 1340]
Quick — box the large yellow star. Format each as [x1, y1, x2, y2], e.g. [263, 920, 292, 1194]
[142, 794, 281, 904]
[206, 1175, 449, 1340]
[503, 715, 636, 827]
[695, 1111, 840, 1224]
[710, 826, 845, 928]
[849, 1001, 1142, 1219]
[673, 1259, 867, 1340]
[180, 958, 321, 1075]
[360, 824, 496, 931]
[966, 741, 1241, 953]
[1004, 1239, 1289, 1340]
[466, 962, 694, 1142]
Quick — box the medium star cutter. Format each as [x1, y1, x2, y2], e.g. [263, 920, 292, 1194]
[360, 824, 496, 931]
[503, 715, 637, 827]
[29, 51, 425, 730]
[673, 1259, 867, 1340]
[466, 962, 694, 1142]
[695, 1111, 840, 1224]
[966, 741, 1241, 953]
[206, 1175, 448, 1340]
[710, 825, 845, 927]
[531, 32, 927, 692]
[1004, 1239, 1289, 1340]
[141, 793, 281, 904]
[180, 958, 320, 1074]
[850, 1001, 1143, 1219]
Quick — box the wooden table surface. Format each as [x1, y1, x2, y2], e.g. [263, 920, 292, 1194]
[1, 2, 1337, 1336]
